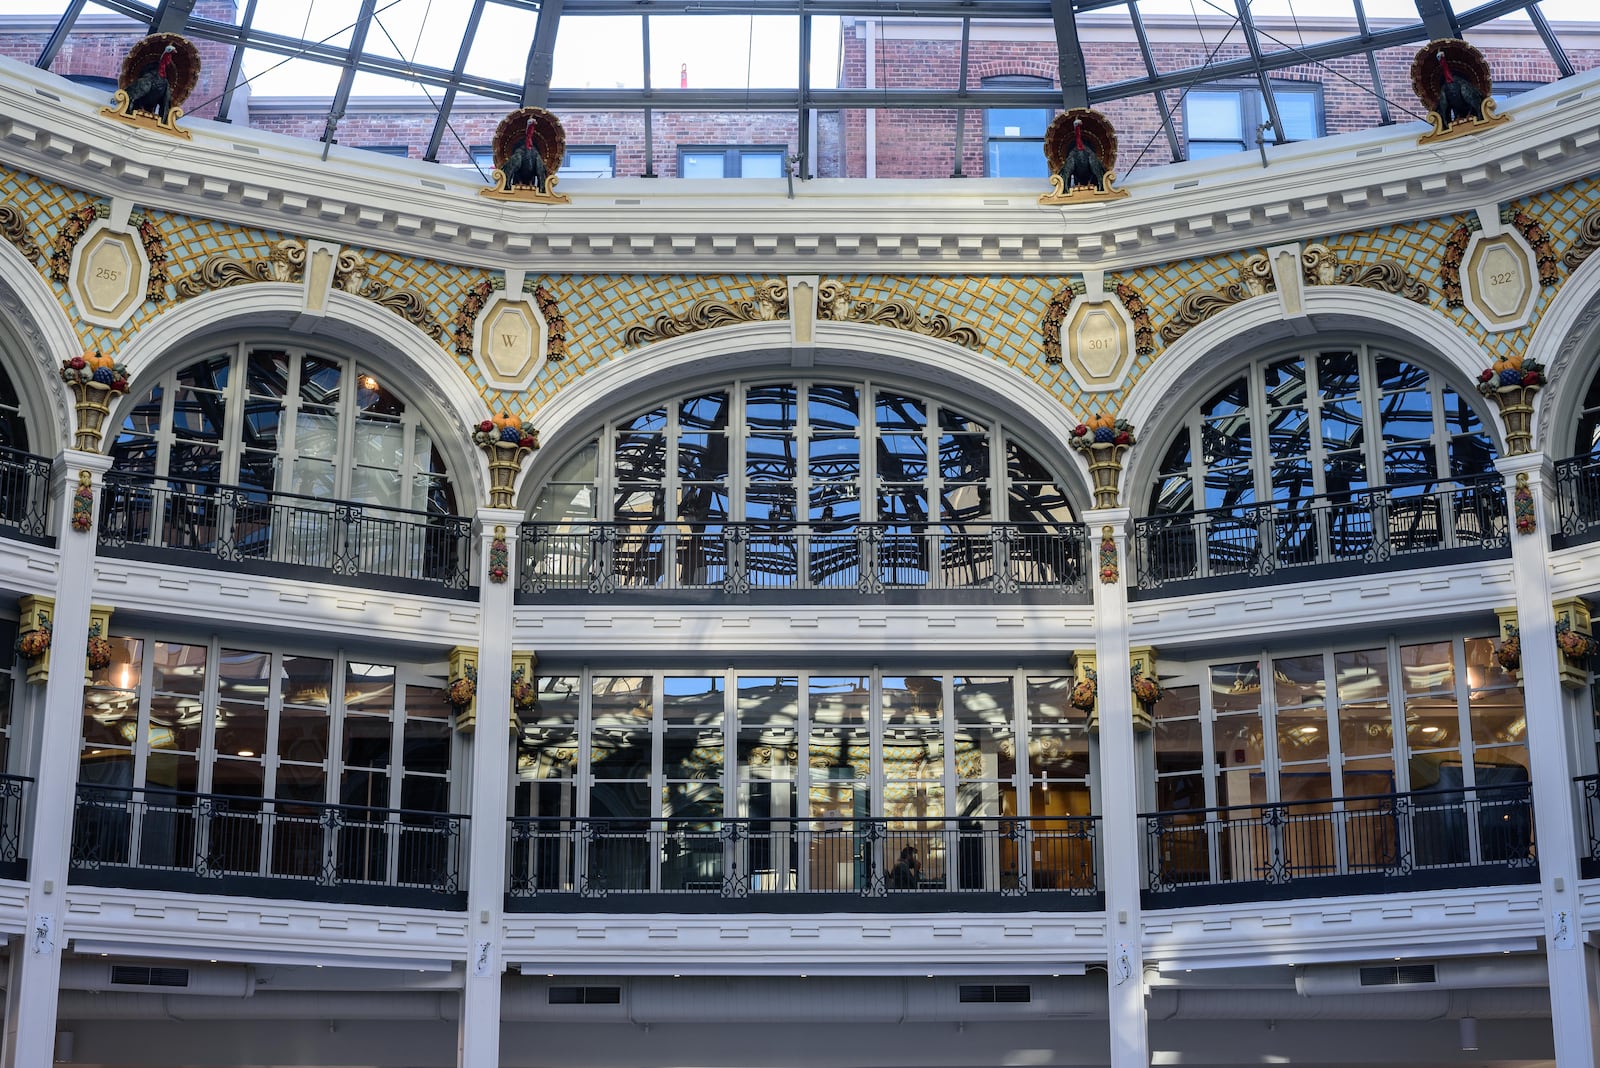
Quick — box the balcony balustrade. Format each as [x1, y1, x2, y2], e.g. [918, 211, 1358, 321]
[69, 785, 467, 909]
[1132, 476, 1509, 597]
[0, 774, 31, 881]
[517, 521, 1088, 602]
[0, 446, 52, 543]
[1575, 774, 1600, 879]
[95, 472, 474, 595]
[1553, 454, 1600, 549]
[505, 815, 1102, 912]
[1142, 785, 1536, 907]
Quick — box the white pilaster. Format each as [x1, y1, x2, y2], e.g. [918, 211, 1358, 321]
[457, 509, 520, 1068]
[1085, 508, 1149, 1068]
[3, 450, 111, 1068]
[1497, 452, 1600, 1068]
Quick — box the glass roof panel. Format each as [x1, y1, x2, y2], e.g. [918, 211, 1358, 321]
[241, 49, 346, 99]
[251, 1, 358, 51]
[648, 16, 801, 91]
[463, 4, 541, 88]
[362, 0, 468, 74]
[550, 17, 643, 90]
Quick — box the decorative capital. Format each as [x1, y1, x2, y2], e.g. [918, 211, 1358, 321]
[16, 595, 53, 686]
[447, 646, 480, 733]
[1072, 415, 1136, 509]
[1477, 357, 1542, 455]
[473, 415, 540, 509]
[1130, 647, 1161, 733]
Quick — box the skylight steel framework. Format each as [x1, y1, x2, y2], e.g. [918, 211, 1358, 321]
[32, 0, 1588, 173]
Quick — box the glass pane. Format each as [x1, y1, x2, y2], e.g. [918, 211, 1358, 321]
[344, 662, 394, 712]
[664, 676, 723, 725]
[215, 702, 268, 759]
[1187, 91, 1244, 139]
[343, 715, 392, 770]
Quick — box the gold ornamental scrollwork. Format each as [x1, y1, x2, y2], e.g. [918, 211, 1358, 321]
[175, 239, 307, 298]
[623, 280, 789, 348]
[1300, 244, 1430, 303]
[1563, 210, 1600, 271]
[1158, 254, 1274, 344]
[0, 204, 40, 264]
[816, 280, 983, 351]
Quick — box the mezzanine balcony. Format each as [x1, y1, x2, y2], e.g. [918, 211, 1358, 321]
[0, 773, 31, 881]
[0, 446, 52, 544]
[1141, 785, 1537, 908]
[94, 472, 474, 596]
[516, 520, 1089, 603]
[1553, 453, 1600, 549]
[505, 815, 1102, 912]
[1131, 475, 1509, 598]
[68, 785, 467, 909]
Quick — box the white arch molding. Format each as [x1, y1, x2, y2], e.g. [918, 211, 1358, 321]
[0, 237, 81, 453]
[520, 320, 1098, 510]
[1526, 242, 1600, 455]
[1119, 287, 1504, 494]
[108, 285, 493, 513]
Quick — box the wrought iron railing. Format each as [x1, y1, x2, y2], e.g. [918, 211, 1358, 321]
[506, 815, 1101, 910]
[69, 785, 467, 908]
[0, 774, 31, 881]
[518, 521, 1088, 598]
[1142, 785, 1536, 906]
[0, 446, 51, 540]
[1553, 454, 1600, 549]
[96, 472, 473, 593]
[1132, 476, 1508, 594]
[1576, 775, 1600, 879]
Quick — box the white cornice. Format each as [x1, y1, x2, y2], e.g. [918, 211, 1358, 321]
[3, 58, 1600, 276]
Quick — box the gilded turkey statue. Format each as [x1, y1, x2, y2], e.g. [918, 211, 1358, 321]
[1411, 38, 1509, 145]
[100, 32, 200, 140]
[480, 108, 570, 205]
[1039, 108, 1128, 205]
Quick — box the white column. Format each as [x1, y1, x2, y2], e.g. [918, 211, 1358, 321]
[3, 451, 111, 1068]
[458, 509, 520, 1068]
[1498, 453, 1600, 1068]
[1085, 509, 1149, 1068]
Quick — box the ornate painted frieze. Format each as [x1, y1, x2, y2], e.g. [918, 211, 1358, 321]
[175, 238, 307, 297]
[816, 280, 982, 350]
[623, 279, 788, 347]
[1300, 244, 1429, 303]
[0, 203, 39, 263]
[1158, 254, 1273, 344]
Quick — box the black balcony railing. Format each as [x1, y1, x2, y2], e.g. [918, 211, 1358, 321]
[96, 472, 474, 595]
[505, 815, 1102, 912]
[1131, 476, 1509, 596]
[0, 446, 52, 542]
[517, 521, 1088, 601]
[1142, 785, 1536, 907]
[1553, 454, 1600, 549]
[1576, 775, 1600, 879]
[69, 785, 467, 909]
[0, 774, 31, 881]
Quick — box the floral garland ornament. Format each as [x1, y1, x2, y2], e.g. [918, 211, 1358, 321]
[48, 202, 109, 283]
[488, 525, 510, 583]
[1556, 618, 1600, 665]
[1514, 473, 1536, 535]
[1098, 526, 1120, 584]
[1494, 624, 1521, 676]
[472, 414, 540, 509]
[1070, 668, 1098, 712]
[1476, 354, 1543, 456]
[70, 470, 95, 533]
[16, 615, 51, 661]
[511, 664, 538, 715]
[62, 351, 132, 452]
[1130, 662, 1163, 732]
[446, 663, 478, 713]
[1071, 415, 1136, 509]
[85, 619, 113, 672]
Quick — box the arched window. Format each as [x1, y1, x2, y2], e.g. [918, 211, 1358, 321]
[526, 378, 1079, 591]
[1574, 366, 1600, 456]
[0, 358, 28, 451]
[1139, 345, 1498, 587]
[111, 343, 457, 514]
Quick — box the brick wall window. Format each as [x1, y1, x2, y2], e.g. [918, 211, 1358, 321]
[982, 75, 1053, 178]
[563, 147, 616, 179]
[678, 146, 788, 178]
[1184, 83, 1323, 160]
[362, 145, 410, 158]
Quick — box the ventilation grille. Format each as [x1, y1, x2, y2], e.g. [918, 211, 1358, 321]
[549, 985, 622, 1005]
[1357, 964, 1437, 987]
[958, 984, 1031, 1004]
[109, 965, 190, 988]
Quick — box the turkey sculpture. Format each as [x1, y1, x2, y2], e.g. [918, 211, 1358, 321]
[100, 32, 200, 140]
[1040, 108, 1128, 205]
[1411, 38, 1509, 144]
[481, 108, 570, 205]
